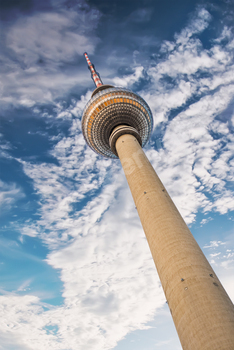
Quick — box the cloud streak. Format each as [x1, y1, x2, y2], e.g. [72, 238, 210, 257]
[0, 180, 24, 212]
[0, 2, 101, 110]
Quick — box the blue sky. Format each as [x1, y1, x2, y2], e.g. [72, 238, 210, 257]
[0, 0, 234, 349]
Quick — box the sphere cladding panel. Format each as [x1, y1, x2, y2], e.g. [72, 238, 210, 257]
[82, 87, 153, 158]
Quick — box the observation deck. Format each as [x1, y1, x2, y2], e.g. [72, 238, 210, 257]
[82, 86, 153, 158]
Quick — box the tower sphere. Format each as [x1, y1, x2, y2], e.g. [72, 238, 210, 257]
[82, 85, 153, 158]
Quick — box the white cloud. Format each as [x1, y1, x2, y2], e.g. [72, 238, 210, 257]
[0, 172, 165, 349]
[0, 4, 101, 110]
[17, 279, 33, 292]
[175, 8, 212, 44]
[203, 240, 226, 249]
[0, 180, 24, 212]
[200, 216, 213, 226]
[0, 133, 12, 159]
[140, 9, 234, 125]
[0, 294, 62, 349]
[113, 66, 144, 88]
[7, 11, 99, 66]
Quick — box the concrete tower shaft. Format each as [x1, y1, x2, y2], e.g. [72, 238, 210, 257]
[82, 53, 234, 350]
[115, 130, 234, 350]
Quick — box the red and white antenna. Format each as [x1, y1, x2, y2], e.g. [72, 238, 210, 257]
[84, 52, 103, 88]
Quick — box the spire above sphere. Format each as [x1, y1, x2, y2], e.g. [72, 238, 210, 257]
[84, 52, 103, 88]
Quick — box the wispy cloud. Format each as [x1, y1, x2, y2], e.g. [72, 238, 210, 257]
[0, 180, 24, 212]
[0, 3, 101, 110]
[0, 133, 12, 159]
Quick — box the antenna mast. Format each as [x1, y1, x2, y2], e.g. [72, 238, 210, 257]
[84, 52, 103, 87]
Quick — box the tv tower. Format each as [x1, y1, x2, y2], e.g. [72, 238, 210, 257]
[82, 53, 234, 350]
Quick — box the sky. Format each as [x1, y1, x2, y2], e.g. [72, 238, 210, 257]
[0, 0, 234, 349]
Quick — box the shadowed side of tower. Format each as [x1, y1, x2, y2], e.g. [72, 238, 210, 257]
[82, 53, 234, 350]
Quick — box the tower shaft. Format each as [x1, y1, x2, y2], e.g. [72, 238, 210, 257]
[115, 131, 234, 350]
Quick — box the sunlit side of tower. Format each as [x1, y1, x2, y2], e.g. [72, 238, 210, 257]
[82, 53, 234, 350]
